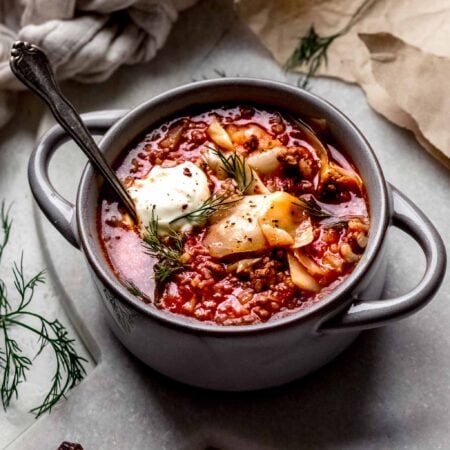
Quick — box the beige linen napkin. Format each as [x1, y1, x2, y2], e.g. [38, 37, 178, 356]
[236, 0, 450, 169]
[0, 0, 197, 127]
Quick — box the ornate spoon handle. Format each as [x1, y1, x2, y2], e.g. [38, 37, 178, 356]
[10, 41, 137, 220]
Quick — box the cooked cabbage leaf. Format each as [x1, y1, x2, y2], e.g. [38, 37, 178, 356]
[203, 192, 309, 258]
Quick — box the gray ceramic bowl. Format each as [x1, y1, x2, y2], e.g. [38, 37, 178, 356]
[29, 79, 446, 390]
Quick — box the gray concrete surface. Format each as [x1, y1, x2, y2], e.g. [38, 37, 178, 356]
[2, 1, 449, 449]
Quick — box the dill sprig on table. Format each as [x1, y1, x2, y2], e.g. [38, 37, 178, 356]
[143, 208, 185, 283]
[285, 0, 375, 89]
[0, 201, 86, 417]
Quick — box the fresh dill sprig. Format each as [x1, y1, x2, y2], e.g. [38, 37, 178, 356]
[285, 26, 336, 89]
[206, 145, 255, 194]
[170, 193, 241, 226]
[285, 0, 374, 89]
[321, 215, 367, 229]
[123, 280, 147, 299]
[0, 202, 86, 417]
[293, 198, 366, 228]
[293, 197, 333, 218]
[321, 218, 350, 229]
[123, 279, 152, 307]
[142, 208, 185, 283]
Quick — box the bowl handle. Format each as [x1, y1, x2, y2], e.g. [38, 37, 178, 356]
[320, 184, 446, 332]
[28, 110, 128, 249]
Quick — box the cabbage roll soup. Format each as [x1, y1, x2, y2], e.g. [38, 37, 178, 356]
[98, 106, 370, 325]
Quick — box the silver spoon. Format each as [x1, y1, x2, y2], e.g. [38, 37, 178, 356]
[10, 41, 137, 220]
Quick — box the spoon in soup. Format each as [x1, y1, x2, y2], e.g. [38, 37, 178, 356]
[9, 41, 137, 221]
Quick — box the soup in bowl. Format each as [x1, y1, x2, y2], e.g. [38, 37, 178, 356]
[99, 105, 370, 326]
[29, 79, 446, 390]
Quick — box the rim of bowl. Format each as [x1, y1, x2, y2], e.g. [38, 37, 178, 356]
[77, 78, 390, 336]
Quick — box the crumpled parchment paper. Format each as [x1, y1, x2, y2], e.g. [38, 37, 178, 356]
[0, 0, 197, 127]
[236, 0, 450, 168]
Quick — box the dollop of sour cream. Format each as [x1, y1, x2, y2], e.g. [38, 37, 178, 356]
[127, 162, 210, 236]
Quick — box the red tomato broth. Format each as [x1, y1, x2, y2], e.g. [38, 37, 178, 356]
[98, 105, 370, 325]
